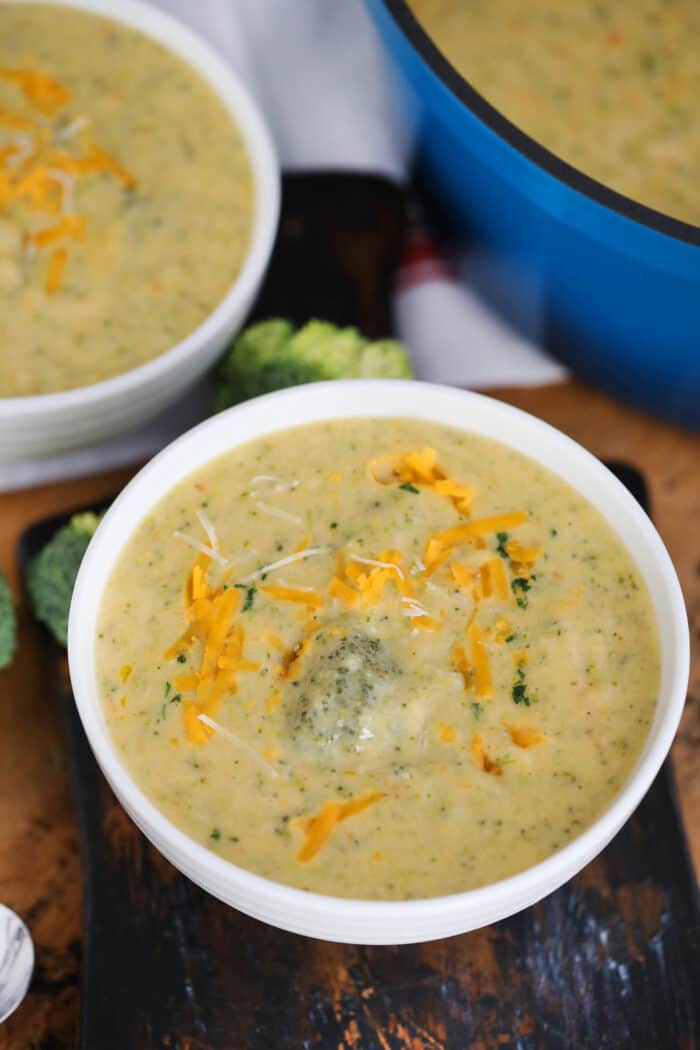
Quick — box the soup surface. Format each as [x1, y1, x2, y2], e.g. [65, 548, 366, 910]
[409, 0, 700, 227]
[0, 2, 253, 396]
[97, 419, 659, 900]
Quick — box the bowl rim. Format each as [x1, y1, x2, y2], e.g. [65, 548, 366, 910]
[0, 0, 280, 414]
[377, 0, 700, 249]
[67, 380, 690, 940]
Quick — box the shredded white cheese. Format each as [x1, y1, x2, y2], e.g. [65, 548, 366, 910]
[173, 530, 228, 566]
[196, 509, 220, 554]
[45, 168, 76, 214]
[401, 596, 432, 619]
[197, 714, 279, 777]
[255, 501, 303, 525]
[6, 133, 34, 169]
[348, 554, 405, 579]
[53, 115, 90, 142]
[242, 546, 330, 583]
[251, 474, 300, 495]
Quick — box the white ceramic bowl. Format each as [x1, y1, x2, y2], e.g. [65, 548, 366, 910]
[68, 380, 689, 944]
[0, 0, 279, 462]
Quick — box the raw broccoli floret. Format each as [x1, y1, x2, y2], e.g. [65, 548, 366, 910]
[213, 318, 412, 411]
[26, 511, 102, 646]
[0, 571, 16, 670]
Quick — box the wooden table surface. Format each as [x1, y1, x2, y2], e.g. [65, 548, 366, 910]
[0, 378, 697, 1048]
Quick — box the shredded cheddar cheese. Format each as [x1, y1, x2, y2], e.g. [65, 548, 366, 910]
[438, 721, 457, 743]
[452, 644, 472, 689]
[25, 213, 86, 248]
[368, 447, 474, 514]
[471, 733, 502, 775]
[505, 540, 541, 564]
[277, 636, 313, 681]
[330, 548, 414, 610]
[44, 247, 67, 293]
[260, 584, 324, 609]
[424, 512, 527, 574]
[0, 67, 136, 295]
[468, 621, 493, 698]
[503, 723, 544, 748]
[293, 791, 383, 863]
[0, 69, 71, 114]
[265, 689, 281, 714]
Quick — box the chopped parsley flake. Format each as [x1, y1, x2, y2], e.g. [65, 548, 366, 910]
[496, 531, 509, 558]
[512, 666, 532, 706]
[512, 577, 531, 609]
[399, 482, 420, 494]
[235, 584, 256, 611]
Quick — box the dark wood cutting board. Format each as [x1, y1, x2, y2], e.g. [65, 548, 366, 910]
[17, 175, 700, 1048]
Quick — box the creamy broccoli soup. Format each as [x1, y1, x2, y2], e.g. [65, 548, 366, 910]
[97, 419, 659, 900]
[0, 3, 253, 396]
[409, 0, 700, 227]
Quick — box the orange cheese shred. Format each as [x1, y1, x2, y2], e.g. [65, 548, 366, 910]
[0, 69, 71, 114]
[294, 791, 383, 863]
[260, 584, 324, 609]
[329, 576, 359, 605]
[505, 540, 541, 565]
[438, 721, 457, 743]
[262, 628, 285, 651]
[0, 105, 35, 131]
[468, 621, 493, 698]
[182, 701, 209, 746]
[174, 673, 200, 692]
[425, 513, 526, 573]
[44, 248, 67, 293]
[503, 723, 544, 748]
[368, 447, 473, 515]
[277, 636, 313, 681]
[26, 213, 86, 248]
[266, 689, 281, 714]
[487, 556, 510, 601]
[163, 627, 197, 661]
[452, 644, 472, 689]
[450, 562, 474, 589]
[471, 733, 502, 775]
[48, 143, 137, 188]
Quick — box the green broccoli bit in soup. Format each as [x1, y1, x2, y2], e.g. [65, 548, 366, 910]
[26, 511, 103, 645]
[213, 318, 412, 411]
[0, 571, 17, 670]
[288, 632, 399, 752]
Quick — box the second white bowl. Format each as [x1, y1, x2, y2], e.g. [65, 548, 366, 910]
[0, 0, 279, 461]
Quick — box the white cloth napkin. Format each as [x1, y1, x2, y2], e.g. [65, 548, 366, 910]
[0, 0, 565, 493]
